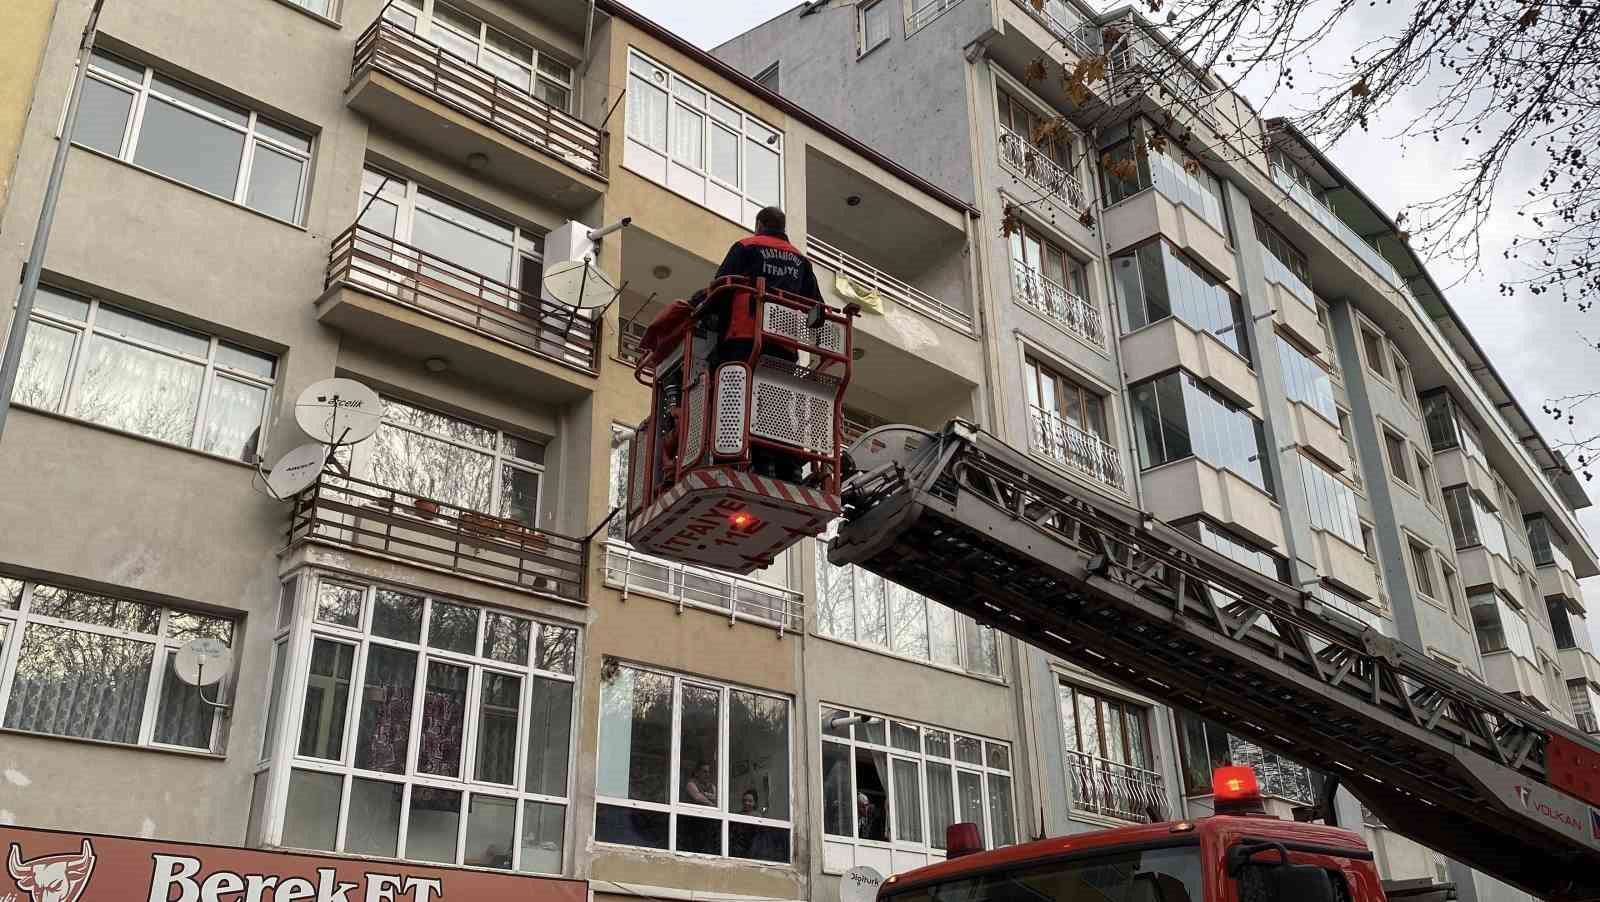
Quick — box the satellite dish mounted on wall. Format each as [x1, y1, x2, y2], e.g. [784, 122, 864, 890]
[173, 637, 234, 712]
[263, 442, 329, 499]
[543, 259, 624, 314]
[295, 377, 382, 446]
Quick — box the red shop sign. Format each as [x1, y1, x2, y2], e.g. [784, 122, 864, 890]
[0, 824, 588, 902]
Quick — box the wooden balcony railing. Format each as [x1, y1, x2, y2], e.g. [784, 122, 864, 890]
[326, 224, 600, 374]
[288, 473, 587, 603]
[1065, 750, 1169, 823]
[352, 18, 605, 178]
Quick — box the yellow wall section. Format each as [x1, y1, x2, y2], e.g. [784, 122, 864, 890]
[0, 0, 59, 218]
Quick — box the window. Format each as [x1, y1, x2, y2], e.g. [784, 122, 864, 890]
[1392, 350, 1416, 407]
[1440, 559, 1464, 616]
[821, 706, 1015, 855]
[1177, 519, 1288, 582]
[1112, 242, 1249, 362]
[1024, 358, 1116, 484]
[860, 0, 894, 53]
[289, 0, 336, 16]
[1277, 334, 1336, 421]
[1099, 120, 1227, 236]
[1416, 451, 1439, 506]
[1444, 486, 1510, 560]
[1336, 409, 1362, 488]
[383, 1, 573, 109]
[72, 50, 311, 223]
[1130, 371, 1273, 494]
[626, 50, 783, 229]
[13, 285, 275, 460]
[1383, 429, 1410, 486]
[1253, 216, 1313, 306]
[1177, 713, 1319, 805]
[1408, 540, 1435, 598]
[1360, 325, 1389, 379]
[270, 574, 576, 872]
[996, 88, 1074, 172]
[1298, 454, 1361, 547]
[1549, 600, 1579, 650]
[1496, 479, 1524, 530]
[1421, 391, 1488, 465]
[596, 663, 791, 862]
[1470, 591, 1534, 661]
[0, 576, 232, 752]
[753, 62, 780, 92]
[816, 524, 1000, 676]
[1059, 682, 1166, 822]
[907, 0, 965, 31]
[1316, 301, 1340, 374]
[1528, 515, 1576, 574]
[1569, 679, 1600, 733]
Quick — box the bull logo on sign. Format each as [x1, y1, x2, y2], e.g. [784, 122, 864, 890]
[6, 839, 96, 902]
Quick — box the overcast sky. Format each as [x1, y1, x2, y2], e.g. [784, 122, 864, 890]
[616, 0, 1600, 642]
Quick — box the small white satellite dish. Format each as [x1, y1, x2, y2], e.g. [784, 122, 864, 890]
[840, 866, 884, 902]
[295, 378, 382, 445]
[266, 442, 328, 498]
[846, 425, 934, 474]
[174, 637, 234, 687]
[543, 259, 619, 310]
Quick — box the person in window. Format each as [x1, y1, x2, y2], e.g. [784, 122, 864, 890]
[731, 789, 782, 861]
[685, 760, 718, 807]
[857, 792, 886, 841]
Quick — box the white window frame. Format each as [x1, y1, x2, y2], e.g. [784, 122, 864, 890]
[360, 166, 544, 289]
[624, 48, 784, 230]
[819, 704, 1015, 868]
[71, 50, 313, 224]
[383, 0, 574, 112]
[594, 661, 795, 864]
[13, 286, 277, 460]
[0, 576, 234, 754]
[258, 571, 579, 873]
[858, 0, 894, 55]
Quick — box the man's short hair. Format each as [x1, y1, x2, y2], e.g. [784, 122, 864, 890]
[755, 206, 786, 233]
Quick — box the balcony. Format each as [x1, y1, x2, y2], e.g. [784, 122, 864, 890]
[1120, 317, 1259, 409]
[1015, 0, 1096, 57]
[808, 236, 973, 333]
[287, 473, 587, 603]
[1066, 750, 1169, 823]
[317, 225, 600, 399]
[603, 542, 804, 634]
[1028, 405, 1123, 490]
[997, 131, 1087, 214]
[1010, 261, 1105, 348]
[1268, 166, 1402, 291]
[1539, 562, 1583, 608]
[348, 18, 605, 207]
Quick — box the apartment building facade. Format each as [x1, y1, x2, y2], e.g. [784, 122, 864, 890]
[714, 2, 1600, 901]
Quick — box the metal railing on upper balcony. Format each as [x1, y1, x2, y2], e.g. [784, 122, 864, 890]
[288, 472, 587, 603]
[1066, 750, 1169, 823]
[603, 541, 804, 634]
[352, 17, 605, 177]
[1013, 0, 1096, 58]
[1027, 405, 1123, 489]
[1010, 260, 1105, 348]
[998, 131, 1087, 212]
[806, 236, 973, 332]
[327, 224, 601, 373]
[1268, 165, 1404, 291]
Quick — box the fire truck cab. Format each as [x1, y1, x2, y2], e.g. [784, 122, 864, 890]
[625, 276, 857, 575]
[879, 768, 1388, 902]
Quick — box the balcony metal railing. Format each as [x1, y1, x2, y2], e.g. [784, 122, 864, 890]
[906, 0, 963, 32]
[352, 18, 605, 177]
[1010, 261, 1105, 348]
[1027, 405, 1123, 489]
[1019, 0, 1096, 58]
[1578, 710, 1600, 734]
[327, 224, 600, 373]
[288, 473, 587, 603]
[998, 131, 1087, 212]
[1066, 750, 1169, 823]
[1268, 165, 1403, 291]
[604, 541, 804, 634]
[806, 236, 973, 332]
[616, 316, 648, 364]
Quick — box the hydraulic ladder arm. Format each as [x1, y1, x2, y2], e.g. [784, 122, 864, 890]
[830, 421, 1600, 901]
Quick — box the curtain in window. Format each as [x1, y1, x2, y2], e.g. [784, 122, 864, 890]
[926, 761, 955, 849]
[4, 624, 153, 743]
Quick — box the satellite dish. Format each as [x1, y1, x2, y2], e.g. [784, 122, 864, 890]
[174, 637, 234, 687]
[840, 866, 884, 902]
[847, 425, 934, 474]
[295, 378, 382, 445]
[543, 259, 619, 310]
[266, 442, 329, 498]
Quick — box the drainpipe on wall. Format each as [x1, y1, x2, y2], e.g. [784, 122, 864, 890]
[577, 0, 597, 118]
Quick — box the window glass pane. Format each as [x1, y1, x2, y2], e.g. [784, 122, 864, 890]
[14, 320, 76, 412]
[673, 105, 705, 168]
[354, 645, 417, 773]
[372, 422, 494, 514]
[595, 804, 669, 849]
[429, 600, 479, 654]
[74, 77, 134, 155]
[927, 761, 955, 849]
[892, 722, 920, 752]
[480, 50, 533, 91]
[597, 665, 672, 802]
[988, 774, 1016, 846]
[484, 612, 530, 664]
[710, 126, 739, 185]
[965, 622, 1000, 676]
[406, 787, 462, 863]
[747, 142, 781, 207]
[133, 97, 245, 197]
[822, 742, 852, 836]
[889, 583, 929, 659]
[411, 206, 513, 285]
[855, 747, 889, 840]
[150, 75, 247, 124]
[29, 585, 158, 631]
[245, 143, 304, 222]
[89, 50, 144, 84]
[535, 79, 572, 111]
[627, 74, 669, 151]
[297, 638, 354, 760]
[815, 549, 856, 641]
[987, 743, 1012, 771]
[76, 334, 205, 443]
[464, 795, 517, 869]
[372, 589, 423, 642]
[200, 376, 267, 461]
[893, 757, 923, 841]
[730, 823, 789, 863]
[255, 118, 311, 152]
[526, 676, 573, 796]
[315, 581, 363, 628]
[418, 661, 469, 777]
[500, 465, 541, 528]
[520, 800, 565, 874]
[730, 690, 790, 819]
[680, 684, 721, 807]
[476, 672, 521, 784]
[262, 640, 289, 758]
[151, 650, 212, 748]
[536, 624, 578, 674]
[928, 602, 960, 666]
[957, 770, 984, 846]
[677, 813, 723, 855]
[855, 570, 888, 647]
[283, 770, 341, 851]
[858, 716, 887, 745]
[346, 778, 403, 858]
[954, 736, 982, 765]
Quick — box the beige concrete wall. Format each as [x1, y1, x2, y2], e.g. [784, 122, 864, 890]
[0, 0, 57, 222]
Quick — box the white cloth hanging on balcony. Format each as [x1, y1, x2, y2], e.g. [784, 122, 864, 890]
[833, 271, 883, 314]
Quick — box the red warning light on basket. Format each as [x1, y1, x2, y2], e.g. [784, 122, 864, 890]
[728, 511, 763, 533]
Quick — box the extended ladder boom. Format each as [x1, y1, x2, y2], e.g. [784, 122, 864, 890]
[830, 421, 1600, 902]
